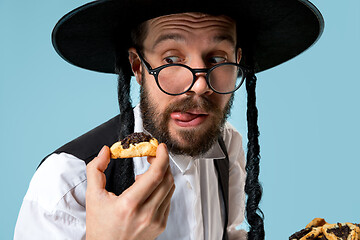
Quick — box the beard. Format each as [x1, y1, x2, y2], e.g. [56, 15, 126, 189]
[139, 77, 234, 157]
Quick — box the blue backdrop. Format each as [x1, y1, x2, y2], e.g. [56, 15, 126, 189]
[1, 0, 359, 239]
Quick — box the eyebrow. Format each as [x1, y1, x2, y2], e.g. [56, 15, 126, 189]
[213, 34, 236, 46]
[152, 33, 236, 49]
[152, 33, 185, 49]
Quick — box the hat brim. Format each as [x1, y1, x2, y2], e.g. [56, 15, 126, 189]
[52, 0, 324, 74]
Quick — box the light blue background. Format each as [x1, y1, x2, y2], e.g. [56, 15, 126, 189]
[1, 0, 359, 239]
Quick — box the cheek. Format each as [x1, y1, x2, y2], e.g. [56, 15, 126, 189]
[214, 94, 231, 109]
[143, 74, 173, 111]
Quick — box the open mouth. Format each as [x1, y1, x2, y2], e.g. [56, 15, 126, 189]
[170, 110, 209, 127]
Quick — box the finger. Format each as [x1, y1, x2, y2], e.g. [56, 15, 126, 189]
[135, 173, 144, 181]
[149, 143, 169, 172]
[147, 143, 167, 164]
[147, 156, 154, 164]
[86, 145, 111, 193]
[155, 184, 175, 224]
[144, 167, 174, 210]
[122, 143, 169, 204]
[164, 200, 171, 219]
[150, 185, 174, 234]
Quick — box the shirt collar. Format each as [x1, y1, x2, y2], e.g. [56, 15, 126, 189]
[169, 141, 226, 173]
[133, 104, 226, 174]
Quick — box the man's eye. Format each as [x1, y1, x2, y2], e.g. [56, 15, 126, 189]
[209, 56, 227, 64]
[164, 56, 181, 64]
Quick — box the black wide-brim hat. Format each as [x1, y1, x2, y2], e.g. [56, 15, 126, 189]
[52, 0, 324, 74]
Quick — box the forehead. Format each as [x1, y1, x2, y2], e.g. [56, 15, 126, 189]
[143, 12, 237, 49]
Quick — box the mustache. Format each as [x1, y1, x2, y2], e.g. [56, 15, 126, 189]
[163, 96, 220, 114]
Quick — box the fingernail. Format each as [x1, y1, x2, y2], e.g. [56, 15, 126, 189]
[98, 145, 106, 157]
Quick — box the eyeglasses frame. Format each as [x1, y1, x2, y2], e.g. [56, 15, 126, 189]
[136, 50, 249, 96]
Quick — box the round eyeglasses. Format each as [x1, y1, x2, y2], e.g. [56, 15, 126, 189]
[137, 52, 248, 96]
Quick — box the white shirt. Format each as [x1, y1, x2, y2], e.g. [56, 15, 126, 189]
[15, 105, 247, 240]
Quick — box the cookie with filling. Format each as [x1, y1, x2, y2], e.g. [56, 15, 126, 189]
[110, 132, 159, 158]
[322, 223, 360, 240]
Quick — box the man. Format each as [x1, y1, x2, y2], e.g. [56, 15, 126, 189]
[15, 0, 324, 239]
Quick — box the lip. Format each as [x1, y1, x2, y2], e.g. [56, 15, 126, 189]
[185, 109, 208, 115]
[170, 110, 209, 127]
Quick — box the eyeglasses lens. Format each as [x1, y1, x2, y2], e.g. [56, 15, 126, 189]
[208, 64, 242, 93]
[158, 66, 193, 95]
[157, 64, 243, 95]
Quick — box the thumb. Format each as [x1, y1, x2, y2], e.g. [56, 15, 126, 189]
[86, 145, 111, 193]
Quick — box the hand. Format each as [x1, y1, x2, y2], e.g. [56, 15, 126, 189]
[86, 144, 175, 240]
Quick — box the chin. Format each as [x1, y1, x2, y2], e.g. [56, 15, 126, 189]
[168, 122, 215, 151]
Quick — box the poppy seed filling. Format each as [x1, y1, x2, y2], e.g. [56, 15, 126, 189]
[289, 228, 312, 239]
[326, 224, 351, 239]
[121, 132, 153, 149]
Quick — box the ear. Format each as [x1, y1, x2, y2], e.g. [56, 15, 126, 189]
[237, 48, 242, 63]
[128, 47, 143, 85]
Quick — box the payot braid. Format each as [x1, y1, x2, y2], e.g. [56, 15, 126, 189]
[103, 57, 135, 196]
[103, 22, 146, 196]
[245, 71, 265, 240]
[117, 65, 135, 139]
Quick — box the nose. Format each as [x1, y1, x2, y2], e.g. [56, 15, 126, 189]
[186, 58, 213, 96]
[186, 72, 213, 96]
